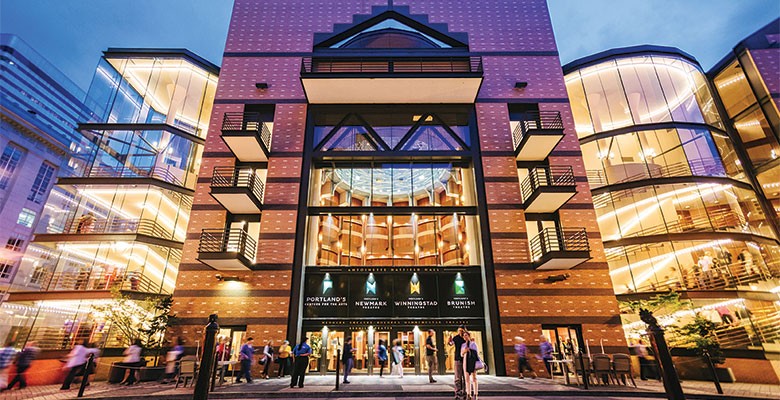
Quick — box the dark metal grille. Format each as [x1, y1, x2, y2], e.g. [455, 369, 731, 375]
[512, 111, 564, 150]
[198, 228, 257, 261]
[520, 165, 576, 201]
[529, 227, 589, 260]
[211, 166, 265, 203]
[301, 56, 483, 74]
[221, 112, 272, 151]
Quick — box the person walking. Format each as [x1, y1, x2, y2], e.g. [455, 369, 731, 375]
[61, 340, 92, 390]
[391, 339, 404, 378]
[449, 325, 467, 400]
[539, 335, 554, 377]
[376, 339, 388, 377]
[633, 339, 651, 380]
[0, 341, 15, 390]
[161, 337, 185, 384]
[277, 340, 291, 378]
[2, 341, 39, 391]
[461, 331, 481, 400]
[236, 337, 255, 384]
[342, 337, 356, 384]
[119, 339, 144, 385]
[259, 340, 274, 379]
[514, 337, 537, 378]
[290, 337, 311, 388]
[425, 329, 438, 383]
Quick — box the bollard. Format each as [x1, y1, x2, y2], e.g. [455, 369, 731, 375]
[702, 349, 723, 394]
[77, 353, 95, 398]
[640, 309, 685, 400]
[335, 349, 341, 390]
[194, 314, 220, 400]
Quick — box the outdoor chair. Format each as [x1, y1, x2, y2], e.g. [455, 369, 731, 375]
[611, 353, 636, 387]
[591, 353, 615, 385]
[175, 356, 198, 388]
[572, 353, 593, 385]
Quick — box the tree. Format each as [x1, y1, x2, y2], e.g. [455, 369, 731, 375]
[672, 313, 724, 364]
[621, 290, 690, 315]
[93, 288, 177, 358]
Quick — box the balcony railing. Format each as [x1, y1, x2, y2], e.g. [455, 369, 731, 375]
[221, 112, 272, 152]
[511, 111, 564, 150]
[59, 217, 175, 241]
[666, 308, 780, 350]
[87, 165, 185, 188]
[30, 270, 164, 294]
[530, 227, 590, 261]
[601, 208, 775, 241]
[521, 166, 576, 201]
[211, 166, 265, 203]
[198, 229, 257, 260]
[586, 158, 728, 189]
[301, 56, 483, 75]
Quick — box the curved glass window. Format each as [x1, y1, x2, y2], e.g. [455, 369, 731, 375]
[311, 163, 474, 207]
[565, 55, 722, 138]
[593, 183, 775, 241]
[607, 239, 780, 295]
[581, 127, 745, 187]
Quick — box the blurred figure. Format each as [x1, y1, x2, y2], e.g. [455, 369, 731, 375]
[391, 339, 404, 378]
[425, 329, 438, 383]
[0, 341, 15, 390]
[118, 339, 143, 385]
[61, 339, 95, 390]
[514, 336, 536, 379]
[215, 336, 232, 383]
[260, 340, 274, 379]
[75, 212, 95, 233]
[376, 339, 388, 378]
[539, 335, 553, 377]
[342, 337, 355, 384]
[2, 341, 39, 391]
[161, 337, 185, 384]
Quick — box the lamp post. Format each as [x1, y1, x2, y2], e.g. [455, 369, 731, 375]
[194, 314, 219, 400]
[640, 309, 685, 400]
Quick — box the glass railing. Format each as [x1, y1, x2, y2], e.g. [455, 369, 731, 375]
[25, 270, 165, 294]
[57, 217, 175, 241]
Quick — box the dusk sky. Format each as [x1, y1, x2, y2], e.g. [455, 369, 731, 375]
[1, 0, 778, 94]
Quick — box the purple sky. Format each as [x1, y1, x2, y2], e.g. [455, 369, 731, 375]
[1, 0, 778, 93]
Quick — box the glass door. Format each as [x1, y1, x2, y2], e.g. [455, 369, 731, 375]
[351, 330, 368, 372]
[326, 330, 344, 371]
[396, 330, 416, 371]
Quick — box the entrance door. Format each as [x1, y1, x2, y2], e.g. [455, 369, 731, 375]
[351, 330, 369, 372]
[396, 330, 416, 372]
[326, 330, 344, 371]
[542, 324, 584, 359]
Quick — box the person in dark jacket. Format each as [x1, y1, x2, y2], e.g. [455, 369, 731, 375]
[342, 337, 356, 384]
[376, 339, 388, 378]
[236, 337, 255, 384]
[290, 337, 312, 389]
[2, 342, 39, 391]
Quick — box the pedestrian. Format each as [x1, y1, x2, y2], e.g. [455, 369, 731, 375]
[277, 340, 291, 378]
[425, 329, 438, 383]
[391, 339, 404, 378]
[0, 341, 15, 390]
[61, 339, 95, 390]
[259, 340, 274, 379]
[376, 339, 388, 378]
[341, 337, 356, 383]
[215, 336, 231, 383]
[161, 337, 185, 383]
[449, 325, 467, 400]
[539, 335, 554, 377]
[461, 331, 481, 400]
[514, 337, 536, 378]
[633, 339, 651, 380]
[290, 337, 311, 388]
[2, 341, 39, 391]
[236, 337, 255, 384]
[119, 339, 144, 385]
[75, 212, 95, 233]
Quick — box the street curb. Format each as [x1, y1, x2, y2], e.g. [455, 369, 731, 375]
[83, 390, 775, 400]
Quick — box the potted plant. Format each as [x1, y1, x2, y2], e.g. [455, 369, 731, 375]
[672, 313, 734, 385]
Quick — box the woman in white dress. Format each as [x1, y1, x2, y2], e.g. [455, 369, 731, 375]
[391, 339, 404, 378]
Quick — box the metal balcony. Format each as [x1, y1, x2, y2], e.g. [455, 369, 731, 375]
[221, 112, 272, 162]
[530, 227, 590, 270]
[300, 56, 483, 103]
[513, 111, 565, 161]
[210, 166, 265, 214]
[197, 229, 256, 270]
[521, 166, 577, 213]
[33, 217, 179, 246]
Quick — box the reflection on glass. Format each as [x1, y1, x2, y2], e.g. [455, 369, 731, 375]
[313, 214, 477, 267]
[313, 163, 472, 207]
[607, 239, 780, 294]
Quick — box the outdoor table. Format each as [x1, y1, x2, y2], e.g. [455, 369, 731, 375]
[217, 360, 239, 385]
[548, 359, 581, 386]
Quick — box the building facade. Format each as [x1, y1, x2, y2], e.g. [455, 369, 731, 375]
[0, 34, 93, 291]
[174, 0, 626, 377]
[563, 43, 780, 382]
[0, 49, 218, 376]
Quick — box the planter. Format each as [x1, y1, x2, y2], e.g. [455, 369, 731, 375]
[108, 363, 126, 383]
[140, 366, 165, 382]
[676, 358, 735, 382]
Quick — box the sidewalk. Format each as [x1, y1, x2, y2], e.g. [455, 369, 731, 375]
[0, 374, 776, 399]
